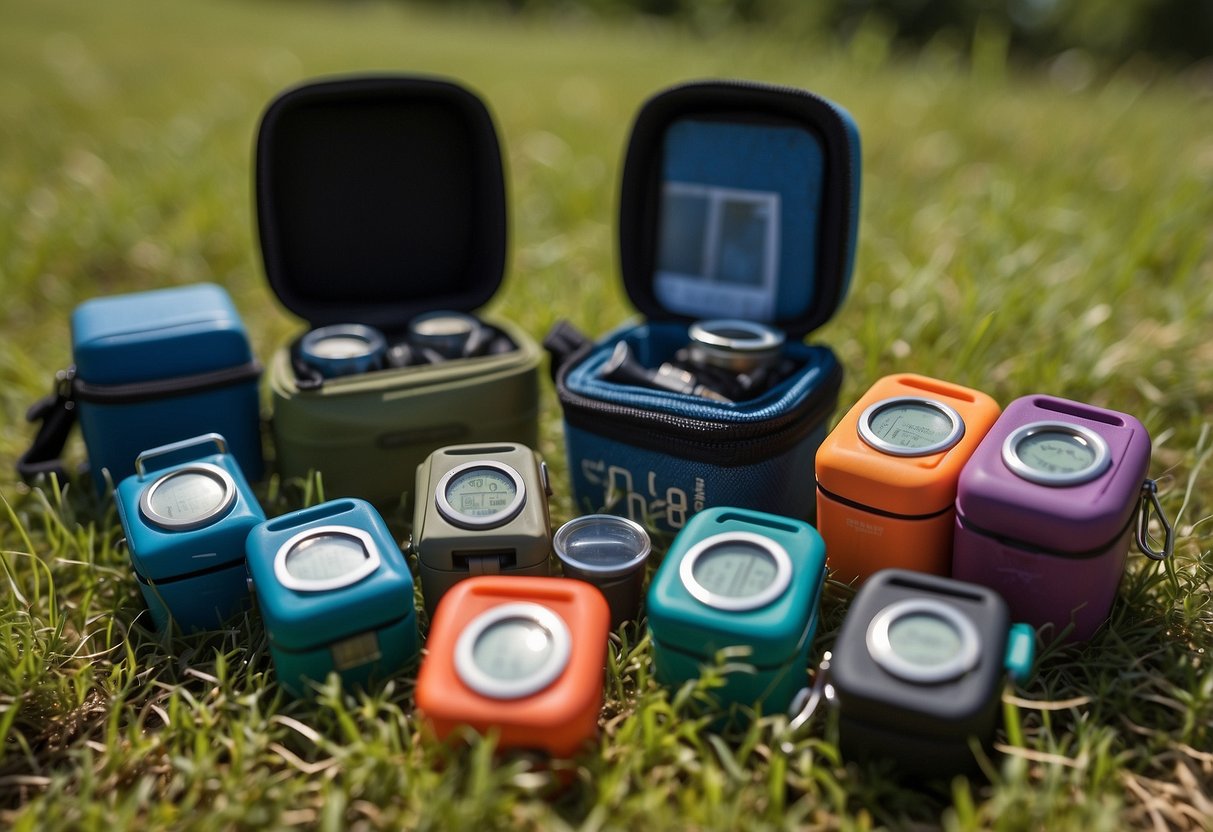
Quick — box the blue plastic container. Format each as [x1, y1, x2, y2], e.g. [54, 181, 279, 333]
[71, 283, 263, 490]
[114, 433, 265, 633]
[647, 506, 828, 718]
[245, 498, 419, 697]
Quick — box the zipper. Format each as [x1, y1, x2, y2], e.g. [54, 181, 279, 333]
[74, 361, 263, 405]
[556, 354, 842, 465]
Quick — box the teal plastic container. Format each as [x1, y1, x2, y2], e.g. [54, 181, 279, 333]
[245, 498, 419, 697]
[114, 433, 265, 633]
[647, 506, 827, 717]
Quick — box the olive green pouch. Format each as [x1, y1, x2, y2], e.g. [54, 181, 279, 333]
[256, 76, 540, 509]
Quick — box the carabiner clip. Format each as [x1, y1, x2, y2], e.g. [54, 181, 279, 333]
[1135, 479, 1173, 561]
[780, 651, 833, 753]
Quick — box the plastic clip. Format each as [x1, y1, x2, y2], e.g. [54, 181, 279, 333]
[780, 651, 833, 753]
[1135, 479, 1173, 561]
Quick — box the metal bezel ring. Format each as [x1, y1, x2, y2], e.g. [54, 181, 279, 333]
[454, 602, 572, 700]
[865, 598, 982, 684]
[679, 531, 793, 612]
[687, 319, 786, 372]
[139, 462, 237, 532]
[273, 525, 382, 593]
[435, 460, 527, 530]
[1002, 420, 1112, 486]
[857, 395, 966, 457]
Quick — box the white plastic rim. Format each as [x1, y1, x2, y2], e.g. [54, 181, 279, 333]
[272, 525, 382, 593]
[453, 602, 572, 699]
[679, 531, 793, 612]
[865, 598, 981, 684]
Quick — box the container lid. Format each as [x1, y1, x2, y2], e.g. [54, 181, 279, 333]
[254, 75, 508, 331]
[71, 283, 254, 385]
[618, 80, 861, 339]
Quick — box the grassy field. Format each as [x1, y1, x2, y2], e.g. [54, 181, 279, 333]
[1, 0, 1211, 829]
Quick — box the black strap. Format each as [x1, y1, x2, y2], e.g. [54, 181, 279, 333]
[17, 367, 78, 483]
[542, 319, 592, 384]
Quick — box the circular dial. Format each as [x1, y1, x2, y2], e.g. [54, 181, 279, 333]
[1002, 421, 1112, 486]
[679, 531, 793, 612]
[1016, 431, 1096, 474]
[470, 617, 557, 682]
[435, 460, 527, 529]
[865, 598, 981, 684]
[691, 541, 779, 599]
[272, 525, 382, 592]
[140, 464, 235, 531]
[454, 603, 573, 699]
[284, 532, 370, 582]
[858, 397, 965, 457]
[887, 611, 965, 668]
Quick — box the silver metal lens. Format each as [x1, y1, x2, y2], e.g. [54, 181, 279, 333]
[407, 310, 483, 358]
[299, 323, 387, 378]
[687, 319, 786, 373]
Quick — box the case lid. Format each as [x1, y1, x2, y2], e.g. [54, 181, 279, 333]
[255, 75, 508, 331]
[71, 283, 254, 385]
[618, 80, 861, 339]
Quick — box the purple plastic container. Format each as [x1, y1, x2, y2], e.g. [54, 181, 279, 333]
[953, 395, 1170, 641]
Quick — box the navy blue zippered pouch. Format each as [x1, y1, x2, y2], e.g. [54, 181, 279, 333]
[548, 80, 861, 535]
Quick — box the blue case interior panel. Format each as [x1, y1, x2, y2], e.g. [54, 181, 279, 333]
[654, 119, 823, 323]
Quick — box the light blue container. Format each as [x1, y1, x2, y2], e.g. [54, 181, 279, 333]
[114, 433, 265, 633]
[71, 283, 263, 491]
[647, 506, 827, 717]
[245, 498, 419, 697]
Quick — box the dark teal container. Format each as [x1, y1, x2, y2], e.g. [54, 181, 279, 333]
[647, 506, 827, 717]
[245, 498, 419, 697]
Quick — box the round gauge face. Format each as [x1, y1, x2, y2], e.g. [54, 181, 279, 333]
[273, 525, 382, 592]
[444, 467, 518, 519]
[857, 396, 966, 457]
[435, 460, 528, 530]
[470, 617, 556, 682]
[679, 531, 795, 612]
[284, 533, 370, 582]
[310, 334, 374, 359]
[1002, 421, 1112, 486]
[690, 540, 780, 600]
[454, 603, 573, 699]
[1014, 430, 1098, 475]
[887, 611, 965, 668]
[865, 598, 981, 684]
[143, 468, 232, 529]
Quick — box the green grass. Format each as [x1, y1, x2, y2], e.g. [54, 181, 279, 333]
[1, 1, 1211, 829]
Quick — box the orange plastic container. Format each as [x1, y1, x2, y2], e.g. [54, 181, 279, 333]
[415, 575, 610, 758]
[815, 374, 1000, 584]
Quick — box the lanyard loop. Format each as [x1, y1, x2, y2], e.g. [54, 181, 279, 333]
[1135, 479, 1173, 561]
[780, 651, 833, 753]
